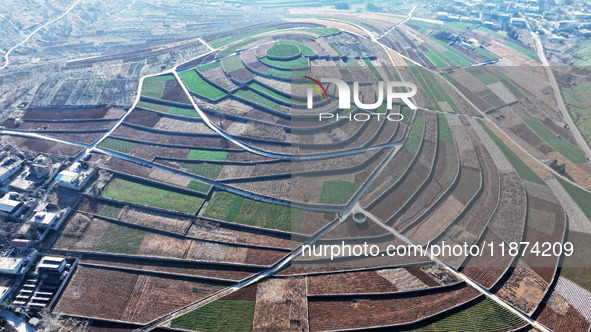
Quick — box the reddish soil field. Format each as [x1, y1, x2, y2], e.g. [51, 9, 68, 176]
[4, 135, 84, 156]
[308, 284, 480, 331]
[253, 277, 308, 331]
[161, 79, 191, 103]
[54, 265, 224, 324]
[537, 294, 591, 332]
[112, 124, 237, 149]
[307, 270, 399, 295]
[461, 230, 514, 289]
[47, 131, 105, 145]
[21, 107, 110, 120]
[495, 260, 548, 315]
[124, 109, 162, 128]
[405, 267, 440, 287]
[299, 211, 337, 236]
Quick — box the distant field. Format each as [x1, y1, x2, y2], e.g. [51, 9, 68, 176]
[221, 55, 246, 72]
[248, 82, 291, 103]
[363, 58, 382, 79]
[196, 61, 221, 72]
[95, 223, 146, 254]
[102, 177, 203, 214]
[524, 118, 586, 163]
[201, 191, 301, 231]
[437, 114, 453, 143]
[319, 180, 361, 205]
[180, 70, 226, 100]
[98, 138, 136, 153]
[171, 300, 255, 331]
[260, 56, 309, 69]
[405, 117, 425, 154]
[209, 27, 277, 49]
[475, 72, 497, 85]
[503, 41, 539, 61]
[424, 50, 447, 67]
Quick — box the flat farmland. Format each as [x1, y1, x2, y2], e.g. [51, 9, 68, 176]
[200, 191, 302, 232]
[253, 277, 308, 331]
[119, 205, 192, 234]
[54, 265, 224, 324]
[308, 284, 480, 331]
[307, 270, 399, 295]
[3, 135, 84, 156]
[101, 177, 203, 214]
[187, 219, 293, 249]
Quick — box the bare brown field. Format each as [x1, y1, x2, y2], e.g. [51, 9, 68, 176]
[54, 265, 223, 324]
[496, 260, 548, 315]
[119, 205, 192, 234]
[253, 277, 308, 331]
[307, 270, 399, 295]
[537, 291, 591, 332]
[187, 219, 293, 249]
[53, 213, 109, 252]
[3, 135, 84, 156]
[308, 285, 480, 331]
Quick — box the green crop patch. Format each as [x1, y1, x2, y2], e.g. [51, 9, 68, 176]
[95, 223, 146, 254]
[221, 55, 246, 72]
[319, 181, 361, 205]
[141, 74, 174, 99]
[182, 162, 224, 179]
[260, 56, 309, 69]
[248, 82, 291, 103]
[171, 300, 255, 331]
[409, 298, 524, 331]
[99, 204, 123, 219]
[473, 47, 497, 59]
[136, 100, 199, 118]
[180, 70, 226, 100]
[452, 167, 481, 204]
[196, 61, 221, 72]
[405, 117, 425, 154]
[554, 174, 591, 219]
[98, 138, 136, 154]
[424, 50, 448, 67]
[101, 177, 203, 214]
[201, 191, 299, 231]
[437, 114, 453, 143]
[267, 43, 300, 58]
[475, 72, 497, 85]
[186, 149, 228, 161]
[186, 180, 211, 193]
[234, 88, 283, 111]
[479, 121, 544, 184]
[527, 207, 556, 235]
[524, 118, 586, 163]
[363, 58, 382, 79]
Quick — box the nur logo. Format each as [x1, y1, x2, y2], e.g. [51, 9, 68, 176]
[305, 77, 418, 111]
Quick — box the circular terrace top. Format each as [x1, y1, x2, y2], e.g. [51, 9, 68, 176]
[266, 43, 301, 60]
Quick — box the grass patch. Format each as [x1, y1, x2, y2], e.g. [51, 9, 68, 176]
[524, 118, 586, 163]
[319, 180, 361, 205]
[99, 204, 122, 219]
[182, 162, 224, 179]
[479, 121, 544, 184]
[267, 43, 300, 57]
[187, 180, 211, 193]
[221, 55, 245, 72]
[95, 223, 146, 254]
[196, 61, 221, 72]
[475, 72, 498, 85]
[406, 117, 425, 154]
[98, 138, 136, 153]
[141, 75, 174, 99]
[201, 191, 300, 231]
[234, 88, 283, 111]
[363, 58, 382, 79]
[186, 149, 228, 161]
[136, 101, 199, 118]
[260, 56, 309, 69]
[424, 50, 448, 67]
[102, 177, 202, 214]
[272, 41, 316, 57]
[473, 47, 498, 59]
[171, 300, 255, 331]
[409, 297, 524, 332]
[437, 114, 453, 143]
[554, 174, 591, 219]
[527, 207, 555, 235]
[248, 82, 291, 103]
[180, 70, 226, 100]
